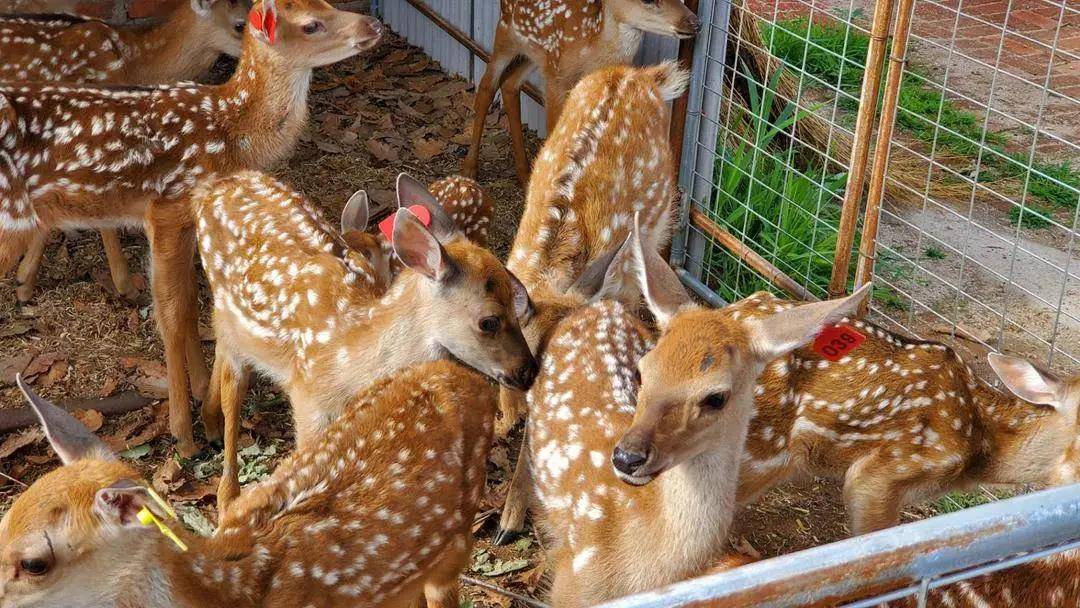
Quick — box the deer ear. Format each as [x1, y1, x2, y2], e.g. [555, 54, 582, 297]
[94, 480, 162, 528]
[341, 190, 370, 234]
[392, 208, 457, 282]
[630, 214, 693, 330]
[248, 0, 278, 44]
[750, 283, 873, 361]
[396, 173, 458, 242]
[507, 271, 535, 326]
[570, 233, 636, 304]
[17, 374, 114, 465]
[988, 354, 1063, 408]
[191, 0, 215, 16]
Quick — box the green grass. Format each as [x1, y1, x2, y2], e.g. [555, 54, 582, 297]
[931, 490, 1013, 514]
[923, 246, 947, 260]
[1009, 204, 1054, 229]
[760, 17, 1080, 211]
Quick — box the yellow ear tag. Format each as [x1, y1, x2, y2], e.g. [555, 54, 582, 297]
[137, 487, 188, 552]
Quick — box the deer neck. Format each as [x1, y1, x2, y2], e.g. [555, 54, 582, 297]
[969, 385, 1072, 485]
[599, 3, 644, 62]
[218, 37, 312, 168]
[652, 396, 755, 570]
[334, 275, 442, 393]
[117, 6, 217, 84]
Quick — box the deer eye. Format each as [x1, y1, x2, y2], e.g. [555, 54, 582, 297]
[233, 21, 245, 34]
[633, 367, 641, 384]
[479, 316, 501, 335]
[302, 21, 325, 35]
[700, 392, 727, 411]
[20, 558, 51, 576]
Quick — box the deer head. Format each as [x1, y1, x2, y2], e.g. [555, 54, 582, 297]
[191, 0, 250, 57]
[0, 376, 172, 608]
[988, 353, 1080, 486]
[387, 174, 539, 391]
[609, 0, 700, 39]
[611, 218, 872, 485]
[247, 0, 383, 68]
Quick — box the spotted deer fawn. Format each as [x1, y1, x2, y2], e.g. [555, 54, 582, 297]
[490, 61, 684, 544]
[721, 291, 1080, 535]
[2, 0, 250, 302]
[194, 171, 537, 507]
[461, 0, 699, 184]
[340, 174, 492, 286]
[0, 0, 382, 457]
[526, 220, 873, 605]
[1, 360, 496, 608]
[882, 549, 1080, 607]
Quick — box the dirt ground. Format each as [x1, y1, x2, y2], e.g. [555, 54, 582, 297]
[0, 11, 1068, 608]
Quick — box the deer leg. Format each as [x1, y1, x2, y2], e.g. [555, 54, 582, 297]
[146, 205, 200, 457]
[493, 425, 531, 545]
[500, 60, 536, 187]
[543, 77, 571, 132]
[495, 386, 525, 439]
[15, 231, 47, 303]
[100, 228, 139, 300]
[216, 355, 244, 514]
[462, 30, 516, 180]
[843, 453, 917, 535]
[421, 535, 471, 608]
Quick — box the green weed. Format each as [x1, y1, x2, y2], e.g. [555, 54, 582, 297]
[1009, 204, 1054, 229]
[923, 246, 947, 260]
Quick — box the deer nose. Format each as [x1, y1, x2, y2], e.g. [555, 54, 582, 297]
[683, 14, 701, 35]
[612, 446, 649, 475]
[513, 358, 538, 390]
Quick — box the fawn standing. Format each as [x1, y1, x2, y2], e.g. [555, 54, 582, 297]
[528, 220, 873, 605]
[2, 0, 250, 302]
[194, 171, 537, 506]
[461, 0, 699, 184]
[0, 360, 496, 608]
[491, 61, 685, 544]
[0, 0, 382, 457]
[726, 290, 1080, 534]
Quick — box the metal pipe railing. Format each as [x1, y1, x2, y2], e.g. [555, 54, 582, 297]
[594, 483, 1080, 608]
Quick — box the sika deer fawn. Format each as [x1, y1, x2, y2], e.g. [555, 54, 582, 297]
[194, 171, 537, 507]
[340, 174, 492, 285]
[2, 0, 250, 302]
[0, 360, 496, 608]
[881, 549, 1080, 607]
[490, 61, 685, 544]
[0, 0, 382, 457]
[527, 220, 873, 605]
[725, 290, 1080, 535]
[461, 0, 699, 184]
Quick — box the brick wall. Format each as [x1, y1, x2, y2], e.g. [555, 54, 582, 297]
[4, 0, 174, 23]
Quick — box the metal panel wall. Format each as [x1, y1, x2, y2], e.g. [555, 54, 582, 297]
[381, 0, 682, 137]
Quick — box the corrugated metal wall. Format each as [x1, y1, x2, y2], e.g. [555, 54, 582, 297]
[380, 0, 680, 136]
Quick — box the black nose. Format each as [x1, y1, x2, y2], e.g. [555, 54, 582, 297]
[684, 14, 701, 34]
[513, 358, 538, 390]
[612, 446, 648, 475]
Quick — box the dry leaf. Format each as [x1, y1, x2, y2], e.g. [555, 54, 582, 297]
[73, 409, 104, 433]
[365, 138, 399, 163]
[22, 352, 64, 379]
[39, 359, 69, 388]
[100, 375, 120, 398]
[0, 428, 44, 459]
[0, 351, 36, 385]
[413, 136, 445, 162]
[0, 321, 33, 338]
[152, 458, 184, 495]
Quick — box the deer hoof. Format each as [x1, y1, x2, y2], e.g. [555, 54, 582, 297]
[491, 525, 522, 547]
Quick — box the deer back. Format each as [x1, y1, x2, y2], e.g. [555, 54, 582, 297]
[0, 15, 126, 83]
[509, 62, 684, 297]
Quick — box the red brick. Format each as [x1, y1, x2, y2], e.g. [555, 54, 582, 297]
[73, 0, 114, 19]
[126, 0, 171, 19]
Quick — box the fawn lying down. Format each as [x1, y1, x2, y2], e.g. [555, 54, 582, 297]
[0, 362, 495, 608]
[730, 291, 1080, 534]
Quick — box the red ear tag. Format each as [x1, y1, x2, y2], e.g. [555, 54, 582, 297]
[248, 8, 263, 33]
[812, 325, 865, 361]
[379, 205, 432, 241]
